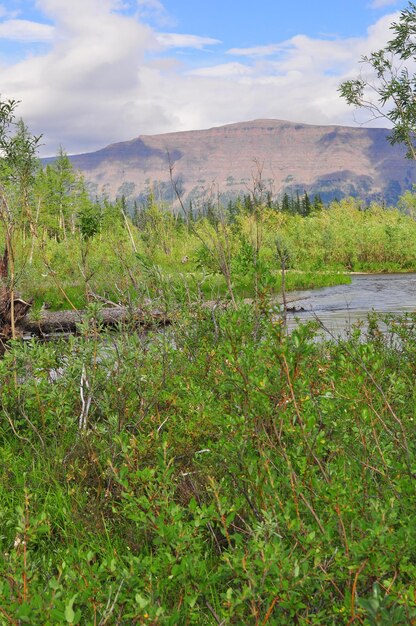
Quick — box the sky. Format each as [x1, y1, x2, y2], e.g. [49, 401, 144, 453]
[0, 0, 410, 155]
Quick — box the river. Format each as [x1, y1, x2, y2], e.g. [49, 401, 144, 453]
[283, 273, 416, 336]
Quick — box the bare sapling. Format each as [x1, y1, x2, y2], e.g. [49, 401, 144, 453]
[168, 151, 237, 308]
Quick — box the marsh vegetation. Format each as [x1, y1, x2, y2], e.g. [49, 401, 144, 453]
[1, 99, 416, 624]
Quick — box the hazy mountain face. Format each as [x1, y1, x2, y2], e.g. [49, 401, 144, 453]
[64, 119, 416, 206]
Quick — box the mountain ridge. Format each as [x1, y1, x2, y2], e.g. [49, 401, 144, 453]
[63, 118, 416, 205]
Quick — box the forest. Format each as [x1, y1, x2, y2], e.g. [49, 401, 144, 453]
[1, 91, 416, 625]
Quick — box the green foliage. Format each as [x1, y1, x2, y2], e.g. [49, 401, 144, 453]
[358, 584, 416, 625]
[0, 100, 41, 234]
[36, 148, 77, 238]
[0, 309, 416, 622]
[339, 2, 416, 159]
[3, 95, 416, 625]
[0, 191, 414, 311]
[77, 199, 102, 240]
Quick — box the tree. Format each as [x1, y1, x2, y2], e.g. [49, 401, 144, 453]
[302, 191, 312, 216]
[2, 119, 40, 233]
[0, 98, 40, 337]
[312, 194, 324, 212]
[37, 147, 77, 239]
[339, 2, 416, 159]
[281, 192, 291, 213]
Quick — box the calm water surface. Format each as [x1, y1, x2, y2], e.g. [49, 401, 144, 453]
[283, 273, 416, 335]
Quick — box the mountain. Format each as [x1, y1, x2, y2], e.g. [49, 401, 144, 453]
[66, 119, 416, 206]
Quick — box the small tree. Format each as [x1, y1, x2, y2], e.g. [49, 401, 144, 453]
[3, 119, 40, 235]
[0, 99, 41, 337]
[37, 147, 77, 239]
[339, 2, 416, 159]
[77, 188, 102, 302]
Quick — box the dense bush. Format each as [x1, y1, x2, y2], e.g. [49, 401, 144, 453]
[0, 307, 415, 624]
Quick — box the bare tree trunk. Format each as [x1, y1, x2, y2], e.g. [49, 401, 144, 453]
[19, 306, 169, 336]
[29, 197, 41, 265]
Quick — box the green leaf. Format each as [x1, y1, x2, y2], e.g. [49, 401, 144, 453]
[135, 594, 149, 609]
[65, 594, 77, 623]
[188, 594, 198, 608]
[49, 577, 60, 590]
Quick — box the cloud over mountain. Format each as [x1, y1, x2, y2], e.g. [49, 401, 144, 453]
[0, 1, 403, 156]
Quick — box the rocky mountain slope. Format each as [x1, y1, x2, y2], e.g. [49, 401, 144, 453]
[67, 119, 416, 205]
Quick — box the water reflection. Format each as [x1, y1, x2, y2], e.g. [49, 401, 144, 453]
[281, 273, 416, 336]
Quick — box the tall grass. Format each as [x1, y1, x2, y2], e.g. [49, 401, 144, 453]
[3, 196, 416, 311]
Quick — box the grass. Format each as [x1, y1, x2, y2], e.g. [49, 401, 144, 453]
[4, 196, 416, 311]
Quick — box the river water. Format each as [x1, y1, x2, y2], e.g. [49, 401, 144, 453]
[283, 273, 416, 336]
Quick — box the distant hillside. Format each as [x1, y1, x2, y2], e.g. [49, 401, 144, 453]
[64, 119, 416, 206]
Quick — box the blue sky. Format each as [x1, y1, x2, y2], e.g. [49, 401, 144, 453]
[160, 0, 406, 42]
[0, 0, 409, 154]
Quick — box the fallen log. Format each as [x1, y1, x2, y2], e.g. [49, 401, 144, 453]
[18, 306, 170, 337]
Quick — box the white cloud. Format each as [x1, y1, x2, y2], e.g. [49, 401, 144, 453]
[137, 0, 165, 10]
[188, 62, 252, 77]
[156, 32, 220, 49]
[1, 0, 159, 152]
[370, 0, 398, 8]
[0, 3, 403, 156]
[0, 18, 54, 42]
[228, 44, 282, 57]
[136, 0, 173, 26]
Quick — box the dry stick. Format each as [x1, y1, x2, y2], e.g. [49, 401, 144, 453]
[188, 476, 222, 553]
[79, 365, 92, 430]
[276, 240, 288, 327]
[98, 579, 125, 626]
[278, 355, 332, 538]
[385, 570, 398, 595]
[167, 152, 237, 309]
[22, 489, 29, 603]
[8, 239, 16, 340]
[367, 411, 392, 476]
[216, 194, 237, 309]
[115, 241, 140, 291]
[348, 560, 368, 625]
[204, 601, 224, 625]
[87, 290, 122, 308]
[3, 408, 39, 455]
[365, 390, 402, 449]
[119, 203, 137, 253]
[19, 406, 45, 449]
[298, 492, 326, 535]
[281, 353, 330, 484]
[0, 605, 18, 626]
[0, 192, 17, 339]
[208, 476, 232, 547]
[40, 250, 78, 311]
[261, 595, 280, 626]
[268, 458, 345, 600]
[231, 473, 263, 523]
[286, 455, 301, 522]
[334, 503, 349, 557]
[28, 197, 40, 264]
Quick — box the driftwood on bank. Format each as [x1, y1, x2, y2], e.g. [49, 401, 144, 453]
[19, 306, 170, 337]
[0, 244, 169, 347]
